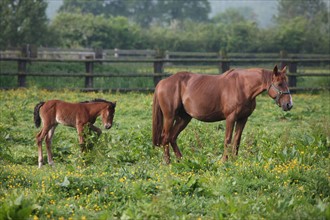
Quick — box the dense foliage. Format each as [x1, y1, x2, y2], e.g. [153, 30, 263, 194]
[0, 0, 329, 53]
[0, 89, 329, 219]
[0, 0, 49, 48]
[59, 0, 211, 27]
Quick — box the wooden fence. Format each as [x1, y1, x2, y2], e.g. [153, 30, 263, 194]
[0, 47, 329, 92]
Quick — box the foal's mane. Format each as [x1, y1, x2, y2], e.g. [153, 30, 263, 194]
[80, 99, 115, 107]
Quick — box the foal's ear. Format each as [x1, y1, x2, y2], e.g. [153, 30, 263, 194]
[112, 101, 117, 108]
[281, 65, 287, 74]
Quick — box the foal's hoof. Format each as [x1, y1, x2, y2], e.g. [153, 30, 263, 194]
[221, 155, 228, 163]
[164, 157, 171, 165]
[176, 157, 183, 163]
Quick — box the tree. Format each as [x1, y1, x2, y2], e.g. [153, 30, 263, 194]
[212, 7, 257, 25]
[211, 8, 259, 53]
[59, 0, 131, 17]
[0, 0, 49, 49]
[276, 0, 327, 22]
[156, 0, 210, 24]
[59, 0, 211, 27]
[128, 0, 157, 28]
[275, 0, 329, 53]
[275, 17, 308, 53]
[50, 13, 143, 49]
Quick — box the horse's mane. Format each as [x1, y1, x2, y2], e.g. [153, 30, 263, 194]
[221, 69, 235, 77]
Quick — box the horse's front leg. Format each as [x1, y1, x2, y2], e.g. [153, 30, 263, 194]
[232, 117, 248, 157]
[89, 124, 102, 136]
[76, 124, 86, 152]
[222, 116, 235, 162]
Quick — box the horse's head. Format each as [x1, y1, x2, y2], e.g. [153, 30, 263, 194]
[102, 101, 116, 129]
[268, 65, 293, 111]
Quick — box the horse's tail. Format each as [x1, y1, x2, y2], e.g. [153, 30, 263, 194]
[152, 92, 163, 147]
[34, 102, 45, 128]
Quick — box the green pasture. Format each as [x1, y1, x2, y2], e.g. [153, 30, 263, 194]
[0, 89, 329, 219]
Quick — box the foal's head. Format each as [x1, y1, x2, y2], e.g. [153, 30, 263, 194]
[268, 65, 293, 111]
[101, 101, 116, 129]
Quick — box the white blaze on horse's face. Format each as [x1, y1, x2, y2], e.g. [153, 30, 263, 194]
[103, 110, 112, 129]
[286, 92, 293, 111]
[102, 105, 115, 129]
[275, 81, 293, 111]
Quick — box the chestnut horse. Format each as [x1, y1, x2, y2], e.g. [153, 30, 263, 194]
[34, 99, 116, 168]
[152, 65, 293, 164]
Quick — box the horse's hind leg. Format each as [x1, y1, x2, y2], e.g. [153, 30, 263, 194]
[45, 125, 57, 166]
[161, 116, 175, 164]
[170, 115, 191, 160]
[36, 130, 44, 168]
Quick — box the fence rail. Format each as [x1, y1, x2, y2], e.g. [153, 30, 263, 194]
[0, 47, 329, 92]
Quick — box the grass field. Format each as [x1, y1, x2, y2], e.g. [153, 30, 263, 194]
[0, 88, 329, 219]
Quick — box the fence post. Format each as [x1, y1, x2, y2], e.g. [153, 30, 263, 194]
[17, 45, 30, 87]
[153, 49, 164, 87]
[85, 59, 94, 89]
[94, 48, 103, 59]
[219, 49, 230, 73]
[17, 59, 27, 87]
[288, 61, 297, 91]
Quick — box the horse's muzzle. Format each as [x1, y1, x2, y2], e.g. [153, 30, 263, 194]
[105, 124, 112, 129]
[282, 102, 293, 111]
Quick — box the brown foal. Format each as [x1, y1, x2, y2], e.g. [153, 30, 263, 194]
[34, 99, 116, 168]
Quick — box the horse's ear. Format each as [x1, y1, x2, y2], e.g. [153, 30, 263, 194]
[112, 101, 116, 108]
[273, 65, 280, 76]
[281, 65, 287, 74]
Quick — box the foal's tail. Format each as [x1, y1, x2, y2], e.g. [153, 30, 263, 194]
[34, 102, 45, 128]
[152, 92, 163, 147]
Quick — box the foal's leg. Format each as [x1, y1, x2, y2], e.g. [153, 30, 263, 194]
[222, 116, 236, 162]
[36, 125, 52, 168]
[170, 115, 191, 160]
[45, 125, 57, 166]
[36, 130, 44, 168]
[76, 124, 86, 152]
[89, 124, 102, 136]
[232, 117, 248, 157]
